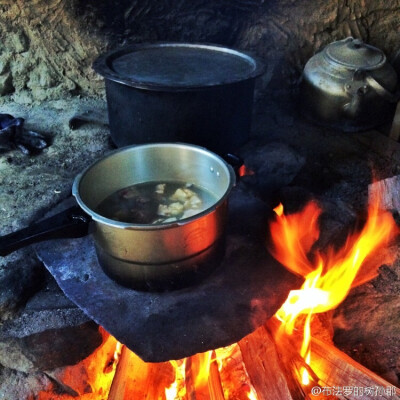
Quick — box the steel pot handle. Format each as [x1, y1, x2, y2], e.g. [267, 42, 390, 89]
[0, 206, 91, 257]
[223, 153, 244, 179]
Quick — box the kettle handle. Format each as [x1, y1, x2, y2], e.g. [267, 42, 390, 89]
[343, 69, 399, 117]
[364, 73, 399, 103]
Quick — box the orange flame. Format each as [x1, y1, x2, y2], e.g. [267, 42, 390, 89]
[193, 351, 213, 388]
[239, 164, 255, 177]
[269, 196, 399, 385]
[164, 351, 214, 399]
[165, 359, 186, 399]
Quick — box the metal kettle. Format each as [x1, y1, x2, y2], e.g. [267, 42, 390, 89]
[301, 37, 398, 131]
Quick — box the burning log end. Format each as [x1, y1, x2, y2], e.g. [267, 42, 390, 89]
[208, 352, 225, 400]
[368, 175, 400, 213]
[266, 317, 400, 400]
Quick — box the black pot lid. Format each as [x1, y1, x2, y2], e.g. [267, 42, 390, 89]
[93, 42, 265, 91]
[324, 37, 386, 70]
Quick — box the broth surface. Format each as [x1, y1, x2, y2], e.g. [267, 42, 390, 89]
[96, 181, 218, 224]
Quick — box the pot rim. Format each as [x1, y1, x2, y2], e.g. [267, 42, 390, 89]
[93, 41, 266, 92]
[72, 142, 236, 230]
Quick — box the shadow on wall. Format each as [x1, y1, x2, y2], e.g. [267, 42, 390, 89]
[73, 0, 400, 98]
[73, 0, 264, 47]
[0, 0, 399, 102]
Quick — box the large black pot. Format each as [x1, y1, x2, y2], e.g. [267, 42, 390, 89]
[93, 42, 265, 154]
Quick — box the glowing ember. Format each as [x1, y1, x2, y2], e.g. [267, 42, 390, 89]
[246, 385, 259, 400]
[165, 359, 186, 400]
[239, 164, 255, 177]
[113, 341, 123, 362]
[160, 345, 252, 400]
[165, 376, 179, 400]
[269, 195, 399, 386]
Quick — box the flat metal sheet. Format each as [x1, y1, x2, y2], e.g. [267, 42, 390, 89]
[93, 43, 265, 90]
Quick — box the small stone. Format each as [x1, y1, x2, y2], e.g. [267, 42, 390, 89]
[27, 64, 57, 90]
[0, 72, 14, 95]
[240, 141, 306, 198]
[0, 53, 11, 75]
[0, 367, 51, 399]
[0, 251, 43, 319]
[0, 298, 101, 372]
[6, 31, 29, 54]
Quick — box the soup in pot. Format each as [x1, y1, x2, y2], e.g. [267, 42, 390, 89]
[96, 181, 218, 224]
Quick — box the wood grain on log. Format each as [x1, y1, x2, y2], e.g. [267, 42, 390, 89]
[368, 175, 400, 211]
[208, 353, 224, 400]
[108, 346, 174, 400]
[309, 337, 400, 400]
[108, 327, 400, 400]
[238, 325, 294, 400]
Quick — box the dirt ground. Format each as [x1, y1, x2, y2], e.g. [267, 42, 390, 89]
[0, 96, 112, 318]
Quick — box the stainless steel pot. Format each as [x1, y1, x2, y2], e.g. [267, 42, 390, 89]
[73, 143, 235, 289]
[0, 143, 236, 291]
[301, 37, 398, 131]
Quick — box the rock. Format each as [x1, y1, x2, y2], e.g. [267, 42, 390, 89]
[0, 366, 51, 400]
[333, 280, 400, 386]
[27, 63, 57, 90]
[5, 31, 29, 54]
[8, 53, 32, 93]
[0, 251, 44, 319]
[0, 321, 102, 372]
[239, 141, 306, 200]
[0, 279, 102, 372]
[0, 322, 118, 399]
[0, 53, 11, 75]
[0, 72, 13, 95]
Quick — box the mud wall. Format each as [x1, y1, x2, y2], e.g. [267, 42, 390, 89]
[0, 0, 399, 103]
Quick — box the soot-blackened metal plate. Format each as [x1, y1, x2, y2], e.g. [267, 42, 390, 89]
[35, 185, 300, 362]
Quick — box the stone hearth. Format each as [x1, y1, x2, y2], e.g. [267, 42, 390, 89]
[0, 95, 399, 397]
[0, 0, 400, 397]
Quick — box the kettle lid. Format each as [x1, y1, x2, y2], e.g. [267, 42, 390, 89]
[324, 37, 386, 70]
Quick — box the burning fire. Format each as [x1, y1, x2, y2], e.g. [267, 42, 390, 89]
[34, 187, 399, 399]
[269, 196, 399, 386]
